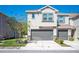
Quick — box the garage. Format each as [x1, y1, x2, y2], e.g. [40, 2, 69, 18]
[31, 29, 53, 40]
[58, 30, 68, 40]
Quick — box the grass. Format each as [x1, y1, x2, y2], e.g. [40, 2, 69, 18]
[55, 40, 70, 47]
[0, 38, 27, 47]
[55, 38, 70, 47]
[58, 43, 70, 47]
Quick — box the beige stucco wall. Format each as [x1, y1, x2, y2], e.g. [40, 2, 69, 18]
[65, 16, 70, 24]
[29, 8, 57, 29]
[70, 19, 74, 26]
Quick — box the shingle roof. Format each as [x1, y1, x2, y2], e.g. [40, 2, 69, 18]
[58, 24, 76, 29]
[25, 5, 79, 19]
[57, 13, 70, 16]
[0, 12, 8, 17]
[69, 14, 79, 19]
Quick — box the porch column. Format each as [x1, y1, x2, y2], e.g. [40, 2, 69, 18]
[28, 29, 31, 36]
[27, 25, 31, 40]
[53, 28, 57, 40]
[68, 29, 71, 40]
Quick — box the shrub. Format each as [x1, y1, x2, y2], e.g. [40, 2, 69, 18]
[55, 38, 64, 44]
[23, 40, 28, 43]
[69, 37, 74, 41]
[59, 39, 64, 44]
[54, 37, 58, 42]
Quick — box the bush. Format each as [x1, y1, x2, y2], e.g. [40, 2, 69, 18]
[55, 38, 64, 44]
[16, 38, 28, 44]
[24, 40, 28, 43]
[69, 37, 74, 41]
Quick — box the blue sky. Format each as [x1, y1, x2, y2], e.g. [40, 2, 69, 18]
[0, 5, 79, 22]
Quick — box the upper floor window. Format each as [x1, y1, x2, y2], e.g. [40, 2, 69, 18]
[32, 13, 35, 19]
[43, 13, 53, 22]
[58, 16, 65, 23]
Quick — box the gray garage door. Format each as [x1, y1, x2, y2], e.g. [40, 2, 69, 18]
[31, 30, 53, 40]
[58, 30, 68, 40]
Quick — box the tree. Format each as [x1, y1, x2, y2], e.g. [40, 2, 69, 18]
[7, 17, 28, 38]
[20, 22, 28, 35]
[6, 17, 22, 38]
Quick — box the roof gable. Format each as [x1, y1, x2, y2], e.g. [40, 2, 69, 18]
[26, 5, 59, 13]
[38, 5, 59, 12]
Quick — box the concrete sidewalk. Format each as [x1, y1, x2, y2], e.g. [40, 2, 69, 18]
[64, 40, 79, 50]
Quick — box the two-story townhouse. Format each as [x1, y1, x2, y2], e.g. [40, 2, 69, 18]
[26, 5, 78, 41]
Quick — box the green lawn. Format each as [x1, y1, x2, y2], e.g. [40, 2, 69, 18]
[55, 41, 70, 47]
[0, 38, 27, 47]
[54, 39, 70, 47]
[58, 43, 70, 47]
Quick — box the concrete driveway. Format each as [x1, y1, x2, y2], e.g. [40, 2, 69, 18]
[0, 40, 78, 53]
[20, 40, 75, 50]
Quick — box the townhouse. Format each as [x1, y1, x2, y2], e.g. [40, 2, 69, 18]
[26, 6, 79, 41]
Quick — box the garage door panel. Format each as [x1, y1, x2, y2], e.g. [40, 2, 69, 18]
[58, 30, 68, 40]
[31, 30, 53, 40]
[58, 32, 68, 36]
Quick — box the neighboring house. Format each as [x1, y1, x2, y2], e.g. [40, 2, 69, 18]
[70, 14, 79, 40]
[0, 12, 19, 39]
[26, 5, 79, 41]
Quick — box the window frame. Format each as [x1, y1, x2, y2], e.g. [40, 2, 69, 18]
[32, 13, 35, 19]
[42, 13, 53, 22]
[58, 16, 65, 23]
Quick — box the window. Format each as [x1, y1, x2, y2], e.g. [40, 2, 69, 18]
[43, 13, 47, 21]
[58, 16, 65, 23]
[32, 13, 35, 19]
[43, 13, 53, 22]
